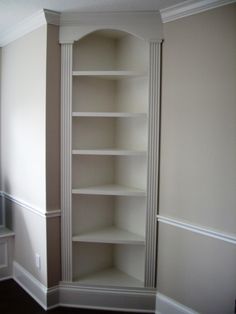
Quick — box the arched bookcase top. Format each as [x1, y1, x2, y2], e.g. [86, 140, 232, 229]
[59, 11, 163, 43]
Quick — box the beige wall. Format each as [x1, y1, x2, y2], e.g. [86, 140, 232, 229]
[0, 25, 61, 287]
[158, 3, 236, 313]
[6, 199, 48, 285]
[1, 26, 47, 211]
[45, 25, 61, 286]
[46, 25, 60, 212]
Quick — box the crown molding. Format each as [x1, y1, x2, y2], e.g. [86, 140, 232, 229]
[160, 0, 236, 23]
[0, 9, 60, 47]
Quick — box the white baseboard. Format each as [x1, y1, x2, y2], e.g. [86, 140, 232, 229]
[11, 261, 156, 312]
[5, 263, 200, 314]
[13, 261, 59, 310]
[59, 282, 156, 312]
[0, 275, 12, 282]
[156, 293, 199, 314]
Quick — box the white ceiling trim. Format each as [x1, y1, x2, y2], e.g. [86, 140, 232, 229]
[0, 0, 235, 46]
[0, 9, 60, 47]
[160, 0, 236, 23]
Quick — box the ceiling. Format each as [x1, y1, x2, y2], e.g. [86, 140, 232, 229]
[0, 0, 188, 35]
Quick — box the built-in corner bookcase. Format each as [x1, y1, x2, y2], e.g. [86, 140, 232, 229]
[60, 12, 163, 307]
[71, 31, 148, 287]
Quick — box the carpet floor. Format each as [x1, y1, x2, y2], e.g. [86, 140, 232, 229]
[0, 279, 150, 314]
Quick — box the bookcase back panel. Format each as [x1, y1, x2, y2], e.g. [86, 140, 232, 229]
[72, 118, 115, 149]
[72, 195, 114, 235]
[73, 242, 113, 280]
[116, 34, 148, 72]
[115, 77, 148, 113]
[72, 155, 115, 188]
[114, 245, 145, 283]
[73, 77, 116, 112]
[115, 156, 147, 189]
[115, 118, 148, 150]
[114, 197, 146, 237]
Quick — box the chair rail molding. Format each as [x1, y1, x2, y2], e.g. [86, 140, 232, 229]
[157, 215, 236, 245]
[0, 191, 61, 219]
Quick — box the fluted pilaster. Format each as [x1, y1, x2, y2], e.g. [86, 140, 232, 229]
[145, 40, 162, 288]
[61, 43, 73, 281]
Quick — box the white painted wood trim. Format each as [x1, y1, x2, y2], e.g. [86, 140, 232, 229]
[11, 261, 157, 312]
[72, 112, 147, 118]
[61, 43, 73, 282]
[145, 40, 162, 288]
[156, 292, 199, 314]
[72, 184, 146, 196]
[0, 275, 12, 282]
[160, 0, 236, 23]
[72, 226, 145, 245]
[157, 215, 236, 245]
[0, 9, 60, 47]
[13, 261, 59, 310]
[72, 149, 146, 156]
[72, 70, 146, 78]
[1, 192, 61, 218]
[13, 261, 48, 310]
[59, 11, 163, 43]
[59, 282, 156, 312]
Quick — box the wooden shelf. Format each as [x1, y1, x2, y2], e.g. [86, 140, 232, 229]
[0, 227, 15, 238]
[72, 184, 146, 196]
[72, 112, 147, 118]
[73, 226, 145, 245]
[76, 267, 144, 287]
[72, 70, 146, 79]
[72, 149, 146, 156]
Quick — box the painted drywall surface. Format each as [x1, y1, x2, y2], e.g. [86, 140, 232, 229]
[160, 3, 236, 234]
[46, 25, 60, 212]
[158, 4, 236, 313]
[45, 24, 61, 287]
[0, 196, 2, 226]
[1, 26, 47, 211]
[5, 199, 47, 286]
[0, 48, 1, 193]
[46, 216, 61, 287]
[0, 26, 49, 286]
[157, 224, 236, 314]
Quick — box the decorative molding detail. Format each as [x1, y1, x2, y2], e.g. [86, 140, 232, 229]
[0, 275, 12, 282]
[157, 215, 236, 245]
[59, 11, 163, 44]
[61, 44, 73, 281]
[145, 40, 162, 288]
[160, 0, 236, 23]
[13, 262, 59, 310]
[156, 292, 199, 314]
[0, 9, 60, 47]
[13, 261, 52, 310]
[59, 282, 156, 313]
[11, 262, 157, 312]
[1, 191, 61, 218]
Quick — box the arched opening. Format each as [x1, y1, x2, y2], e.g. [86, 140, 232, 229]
[73, 29, 148, 72]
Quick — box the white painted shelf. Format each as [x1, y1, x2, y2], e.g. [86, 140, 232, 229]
[72, 70, 146, 79]
[0, 227, 15, 238]
[73, 226, 145, 245]
[72, 112, 147, 118]
[72, 184, 146, 196]
[72, 149, 146, 156]
[77, 267, 144, 287]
